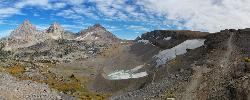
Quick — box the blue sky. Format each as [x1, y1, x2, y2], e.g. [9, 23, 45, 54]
[1, 0, 250, 39]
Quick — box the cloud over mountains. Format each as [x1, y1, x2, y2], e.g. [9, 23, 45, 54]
[1, 0, 250, 38]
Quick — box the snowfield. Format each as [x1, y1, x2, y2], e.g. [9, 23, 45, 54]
[154, 39, 206, 67]
[106, 65, 148, 80]
[164, 37, 172, 40]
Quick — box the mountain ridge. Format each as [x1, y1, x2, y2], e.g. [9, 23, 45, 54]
[0, 22, 250, 99]
[2, 20, 120, 51]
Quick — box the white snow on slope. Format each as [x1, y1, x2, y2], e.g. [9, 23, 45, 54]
[164, 37, 172, 40]
[154, 39, 206, 67]
[138, 40, 150, 44]
[107, 65, 148, 80]
[76, 32, 93, 40]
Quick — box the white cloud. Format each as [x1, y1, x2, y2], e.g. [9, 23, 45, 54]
[36, 24, 49, 30]
[105, 25, 122, 31]
[127, 25, 149, 31]
[2, 0, 250, 33]
[62, 24, 83, 30]
[15, 0, 50, 8]
[71, 6, 99, 19]
[56, 9, 83, 19]
[89, 0, 130, 20]
[52, 2, 67, 9]
[0, 0, 66, 20]
[136, 0, 250, 32]
[33, 13, 40, 17]
[65, 0, 85, 6]
[15, 0, 66, 10]
[0, 7, 23, 19]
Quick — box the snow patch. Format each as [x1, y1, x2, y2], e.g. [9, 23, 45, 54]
[138, 40, 150, 44]
[106, 65, 148, 80]
[164, 37, 172, 40]
[76, 32, 93, 40]
[154, 39, 206, 67]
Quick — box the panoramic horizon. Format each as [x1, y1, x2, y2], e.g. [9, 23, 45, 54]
[1, 0, 250, 39]
[1, 0, 250, 100]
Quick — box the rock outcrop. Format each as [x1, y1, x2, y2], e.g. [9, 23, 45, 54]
[0, 72, 61, 100]
[136, 30, 209, 49]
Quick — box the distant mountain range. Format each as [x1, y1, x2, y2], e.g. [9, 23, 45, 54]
[3, 20, 120, 51]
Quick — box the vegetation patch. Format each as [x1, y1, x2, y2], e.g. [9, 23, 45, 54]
[164, 91, 175, 100]
[169, 58, 181, 65]
[243, 57, 250, 62]
[41, 73, 110, 100]
[1, 61, 110, 100]
[6, 64, 25, 75]
[0, 66, 4, 72]
[20, 65, 109, 100]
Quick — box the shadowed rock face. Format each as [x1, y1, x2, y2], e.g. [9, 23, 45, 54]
[76, 24, 120, 43]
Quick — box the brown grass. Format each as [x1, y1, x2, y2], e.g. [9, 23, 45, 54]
[243, 58, 250, 62]
[4, 62, 110, 100]
[169, 58, 181, 65]
[28, 71, 109, 100]
[6, 64, 25, 75]
[164, 91, 175, 99]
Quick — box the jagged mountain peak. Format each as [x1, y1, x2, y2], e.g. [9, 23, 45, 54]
[93, 23, 105, 29]
[45, 22, 65, 40]
[9, 20, 37, 38]
[46, 22, 64, 33]
[84, 23, 106, 31]
[22, 19, 32, 26]
[18, 20, 36, 30]
[76, 23, 119, 43]
[4, 20, 40, 50]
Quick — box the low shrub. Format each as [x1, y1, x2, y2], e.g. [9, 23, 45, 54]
[7, 64, 25, 75]
[244, 58, 250, 62]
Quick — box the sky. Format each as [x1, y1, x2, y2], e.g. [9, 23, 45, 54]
[1, 0, 250, 39]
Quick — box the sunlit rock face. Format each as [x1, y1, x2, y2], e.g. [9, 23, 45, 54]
[9, 20, 38, 40]
[4, 20, 40, 51]
[45, 22, 64, 40]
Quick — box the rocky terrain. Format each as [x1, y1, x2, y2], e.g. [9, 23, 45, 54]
[0, 20, 250, 100]
[110, 29, 250, 100]
[0, 72, 61, 100]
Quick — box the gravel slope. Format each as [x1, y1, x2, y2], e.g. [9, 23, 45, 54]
[0, 72, 61, 100]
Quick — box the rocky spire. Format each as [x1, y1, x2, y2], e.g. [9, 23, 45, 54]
[46, 22, 64, 33]
[45, 22, 65, 40]
[10, 20, 38, 39]
[93, 23, 105, 29]
[4, 20, 40, 51]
